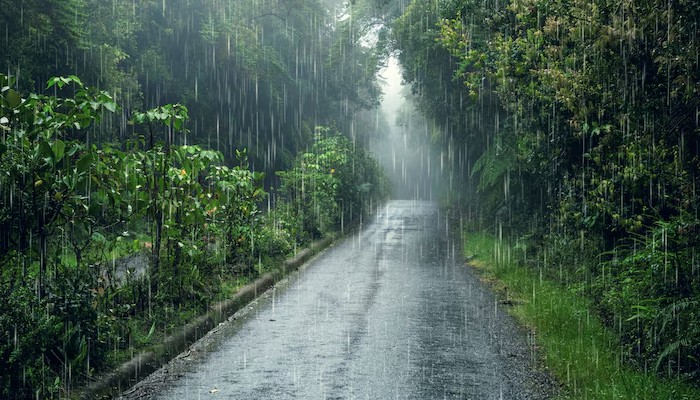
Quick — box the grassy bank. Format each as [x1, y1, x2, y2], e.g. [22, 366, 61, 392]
[463, 232, 700, 399]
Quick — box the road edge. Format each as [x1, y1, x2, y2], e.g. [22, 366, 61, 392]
[75, 233, 339, 399]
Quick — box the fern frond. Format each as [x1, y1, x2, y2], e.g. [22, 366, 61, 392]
[471, 137, 512, 192]
[655, 337, 693, 372]
[658, 299, 699, 334]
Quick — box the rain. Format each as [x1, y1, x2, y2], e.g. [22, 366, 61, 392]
[0, 0, 698, 399]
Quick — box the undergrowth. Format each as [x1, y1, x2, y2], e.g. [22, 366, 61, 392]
[464, 232, 700, 400]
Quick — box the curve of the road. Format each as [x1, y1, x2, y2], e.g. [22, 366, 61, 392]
[120, 200, 556, 399]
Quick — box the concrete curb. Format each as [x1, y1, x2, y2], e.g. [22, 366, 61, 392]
[77, 233, 338, 399]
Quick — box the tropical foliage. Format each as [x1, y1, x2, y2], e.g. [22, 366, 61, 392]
[393, 0, 699, 386]
[279, 126, 390, 239]
[0, 75, 387, 398]
[0, 0, 384, 170]
[0, 0, 394, 397]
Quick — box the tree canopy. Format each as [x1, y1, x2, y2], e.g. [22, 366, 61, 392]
[1, 0, 387, 171]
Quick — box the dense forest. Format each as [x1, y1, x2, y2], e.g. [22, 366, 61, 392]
[2, 0, 699, 398]
[0, 0, 392, 398]
[1, 0, 391, 169]
[392, 0, 699, 390]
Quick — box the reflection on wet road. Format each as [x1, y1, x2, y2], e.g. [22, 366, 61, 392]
[144, 200, 546, 399]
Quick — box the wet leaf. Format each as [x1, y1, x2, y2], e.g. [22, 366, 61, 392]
[76, 153, 93, 174]
[103, 101, 116, 113]
[147, 322, 156, 339]
[38, 141, 53, 162]
[52, 139, 65, 162]
[91, 232, 106, 243]
[5, 89, 21, 108]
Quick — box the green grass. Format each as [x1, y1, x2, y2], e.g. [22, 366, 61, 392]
[215, 274, 252, 301]
[464, 232, 700, 400]
[102, 271, 254, 367]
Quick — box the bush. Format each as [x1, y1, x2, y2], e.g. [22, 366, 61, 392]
[592, 215, 700, 380]
[277, 126, 389, 238]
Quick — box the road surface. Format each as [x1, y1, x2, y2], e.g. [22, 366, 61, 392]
[122, 200, 555, 399]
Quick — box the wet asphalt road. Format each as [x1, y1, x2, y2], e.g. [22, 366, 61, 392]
[124, 200, 554, 399]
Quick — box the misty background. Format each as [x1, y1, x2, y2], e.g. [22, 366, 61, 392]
[369, 56, 443, 200]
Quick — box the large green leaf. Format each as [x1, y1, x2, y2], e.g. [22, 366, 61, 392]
[5, 89, 21, 108]
[52, 140, 66, 162]
[76, 153, 93, 174]
[66, 142, 81, 157]
[38, 141, 54, 163]
[67, 75, 84, 87]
